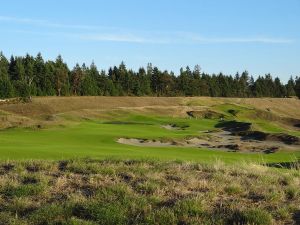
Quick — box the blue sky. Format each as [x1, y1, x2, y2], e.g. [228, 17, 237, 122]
[0, 0, 299, 82]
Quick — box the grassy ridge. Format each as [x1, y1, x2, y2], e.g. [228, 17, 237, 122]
[1, 159, 299, 225]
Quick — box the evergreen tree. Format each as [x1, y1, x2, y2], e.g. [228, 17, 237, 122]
[13, 57, 26, 81]
[14, 80, 30, 100]
[240, 71, 250, 97]
[54, 55, 69, 96]
[70, 64, 84, 95]
[137, 68, 151, 95]
[0, 51, 297, 99]
[151, 67, 160, 96]
[0, 52, 9, 80]
[248, 76, 255, 97]
[33, 53, 46, 95]
[8, 56, 17, 81]
[0, 52, 14, 98]
[80, 73, 98, 96]
[0, 79, 14, 98]
[199, 74, 210, 96]
[88, 62, 101, 95]
[274, 77, 285, 97]
[177, 67, 193, 96]
[286, 76, 296, 97]
[44, 62, 56, 96]
[24, 54, 36, 95]
[295, 77, 300, 99]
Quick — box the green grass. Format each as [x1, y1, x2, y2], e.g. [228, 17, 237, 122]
[0, 112, 299, 163]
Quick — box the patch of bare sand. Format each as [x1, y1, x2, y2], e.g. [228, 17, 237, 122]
[161, 125, 178, 130]
[117, 138, 176, 147]
[117, 130, 300, 154]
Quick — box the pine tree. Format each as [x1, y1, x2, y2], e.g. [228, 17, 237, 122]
[88, 62, 101, 95]
[137, 67, 151, 95]
[0, 52, 9, 80]
[286, 76, 296, 97]
[0, 79, 14, 98]
[81, 74, 98, 96]
[0, 51, 297, 98]
[151, 67, 160, 96]
[295, 77, 300, 99]
[33, 53, 46, 95]
[44, 62, 56, 96]
[54, 55, 69, 96]
[0, 52, 14, 98]
[24, 54, 35, 95]
[70, 64, 84, 95]
[15, 57, 26, 81]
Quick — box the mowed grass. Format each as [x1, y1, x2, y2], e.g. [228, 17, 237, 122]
[0, 111, 299, 164]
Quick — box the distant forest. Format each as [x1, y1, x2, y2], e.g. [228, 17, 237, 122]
[0, 52, 299, 99]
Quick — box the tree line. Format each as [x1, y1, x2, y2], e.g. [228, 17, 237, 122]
[0, 52, 299, 99]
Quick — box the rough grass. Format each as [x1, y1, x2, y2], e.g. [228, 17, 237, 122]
[1, 96, 300, 118]
[0, 159, 300, 225]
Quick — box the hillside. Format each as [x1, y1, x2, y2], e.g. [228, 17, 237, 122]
[1, 96, 300, 118]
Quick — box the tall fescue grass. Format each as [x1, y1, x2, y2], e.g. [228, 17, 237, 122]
[1, 159, 299, 224]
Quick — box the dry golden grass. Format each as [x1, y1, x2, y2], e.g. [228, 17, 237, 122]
[1, 96, 299, 118]
[0, 96, 299, 132]
[0, 110, 34, 129]
[0, 159, 300, 224]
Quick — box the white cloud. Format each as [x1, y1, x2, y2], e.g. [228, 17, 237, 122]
[80, 34, 154, 43]
[196, 37, 293, 44]
[179, 33, 294, 44]
[0, 15, 105, 30]
[79, 33, 171, 44]
[0, 15, 295, 44]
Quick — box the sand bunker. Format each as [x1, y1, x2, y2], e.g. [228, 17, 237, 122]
[117, 131, 299, 153]
[162, 124, 180, 130]
[118, 121, 300, 154]
[161, 124, 189, 130]
[117, 138, 176, 147]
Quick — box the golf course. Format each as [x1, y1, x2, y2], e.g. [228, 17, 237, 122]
[0, 96, 300, 163]
[1, 96, 300, 225]
[1, 0, 300, 223]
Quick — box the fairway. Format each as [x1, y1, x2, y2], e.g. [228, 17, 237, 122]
[0, 97, 299, 164]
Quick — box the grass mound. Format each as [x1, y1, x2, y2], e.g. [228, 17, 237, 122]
[0, 159, 300, 225]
